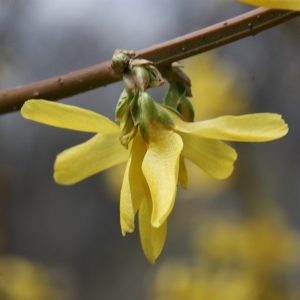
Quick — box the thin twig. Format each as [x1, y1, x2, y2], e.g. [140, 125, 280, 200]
[0, 7, 299, 115]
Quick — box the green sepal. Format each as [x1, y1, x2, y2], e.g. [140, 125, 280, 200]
[177, 97, 195, 122]
[130, 58, 152, 66]
[147, 65, 164, 87]
[160, 104, 185, 120]
[137, 91, 158, 142]
[115, 90, 131, 121]
[156, 104, 175, 129]
[119, 116, 138, 149]
[123, 72, 136, 95]
[163, 82, 181, 109]
[130, 92, 140, 126]
[162, 63, 192, 91]
[138, 91, 158, 121]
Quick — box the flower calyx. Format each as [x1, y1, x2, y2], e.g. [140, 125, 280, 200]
[113, 50, 173, 146]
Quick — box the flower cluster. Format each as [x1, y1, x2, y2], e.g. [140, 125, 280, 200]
[21, 50, 288, 262]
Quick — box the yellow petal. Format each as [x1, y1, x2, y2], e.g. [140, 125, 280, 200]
[180, 133, 237, 179]
[120, 134, 147, 235]
[178, 156, 188, 188]
[139, 198, 167, 264]
[142, 128, 183, 228]
[54, 133, 128, 184]
[238, 0, 300, 10]
[172, 112, 288, 142]
[21, 100, 119, 133]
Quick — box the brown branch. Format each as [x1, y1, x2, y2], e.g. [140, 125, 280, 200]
[0, 7, 299, 115]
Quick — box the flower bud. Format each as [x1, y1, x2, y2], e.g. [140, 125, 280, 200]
[110, 49, 133, 75]
[131, 65, 150, 91]
[130, 59, 163, 90]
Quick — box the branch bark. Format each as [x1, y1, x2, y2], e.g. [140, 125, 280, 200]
[0, 7, 299, 115]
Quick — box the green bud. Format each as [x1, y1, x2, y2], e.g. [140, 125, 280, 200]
[131, 65, 150, 91]
[111, 49, 135, 75]
[130, 59, 164, 90]
[177, 97, 195, 122]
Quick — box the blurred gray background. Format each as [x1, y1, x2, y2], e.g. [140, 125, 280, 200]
[0, 1, 300, 299]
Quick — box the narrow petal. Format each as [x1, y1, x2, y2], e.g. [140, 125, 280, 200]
[180, 133, 237, 179]
[142, 128, 183, 228]
[120, 134, 147, 235]
[166, 109, 288, 142]
[120, 160, 134, 235]
[238, 0, 300, 10]
[21, 100, 119, 133]
[139, 197, 167, 264]
[178, 156, 189, 189]
[54, 133, 128, 184]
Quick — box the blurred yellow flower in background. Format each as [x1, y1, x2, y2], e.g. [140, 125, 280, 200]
[184, 53, 249, 121]
[238, 0, 300, 10]
[0, 255, 70, 300]
[149, 214, 300, 300]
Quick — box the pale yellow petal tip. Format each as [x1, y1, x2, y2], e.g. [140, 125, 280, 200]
[53, 172, 75, 185]
[151, 218, 164, 229]
[20, 99, 36, 117]
[146, 254, 157, 264]
[143, 245, 161, 264]
[144, 240, 165, 264]
[272, 115, 289, 138]
[54, 163, 79, 185]
[120, 220, 135, 236]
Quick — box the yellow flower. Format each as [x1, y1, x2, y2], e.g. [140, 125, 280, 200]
[21, 99, 288, 262]
[0, 255, 67, 300]
[238, 0, 300, 10]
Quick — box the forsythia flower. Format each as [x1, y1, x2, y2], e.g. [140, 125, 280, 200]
[20, 49, 289, 262]
[21, 99, 288, 262]
[238, 0, 300, 10]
